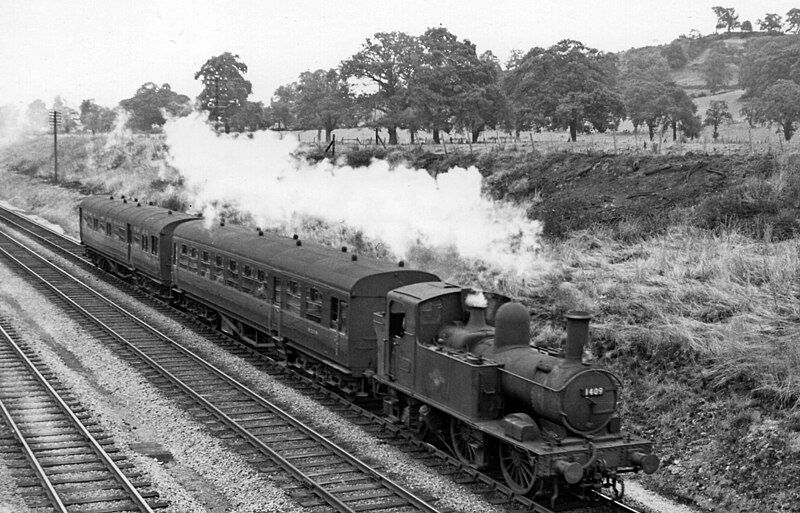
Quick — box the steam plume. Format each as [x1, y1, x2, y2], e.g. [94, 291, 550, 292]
[163, 114, 546, 275]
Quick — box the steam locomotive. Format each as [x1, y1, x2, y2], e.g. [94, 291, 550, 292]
[78, 195, 658, 503]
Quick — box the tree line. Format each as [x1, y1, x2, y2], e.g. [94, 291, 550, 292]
[6, 7, 800, 143]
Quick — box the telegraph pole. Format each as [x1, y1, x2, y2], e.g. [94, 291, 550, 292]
[49, 110, 62, 182]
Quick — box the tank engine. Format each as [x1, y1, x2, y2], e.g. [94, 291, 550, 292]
[372, 282, 658, 500]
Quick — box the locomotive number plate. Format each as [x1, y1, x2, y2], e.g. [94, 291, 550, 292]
[581, 387, 604, 397]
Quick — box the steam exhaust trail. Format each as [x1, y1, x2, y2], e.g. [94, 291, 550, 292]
[163, 114, 546, 276]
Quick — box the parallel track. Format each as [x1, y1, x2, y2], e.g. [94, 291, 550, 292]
[0, 225, 440, 513]
[0, 204, 645, 513]
[0, 320, 163, 512]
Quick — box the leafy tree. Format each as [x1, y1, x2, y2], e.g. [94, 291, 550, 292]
[661, 41, 688, 69]
[79, 99, 116, 135]
[679, 114, 703, 140]
[412, 29, 505, 143]
[25, 99, 48, 131]
[702, 51, 731, 92]
[712, 7, 741, 32]
[758, 79, 800, 141]
[660, 84, 697, 140]
[119, 82, 191, 132]
[703, 100, 732, 140]
[505, 39, 622, 141]
[741, 20, 753, 32]
[620, 54, 673, 140]
[228, 101, 268, 132]
[194, 52, 253, 133]
[294, 69, 354, 143]
[739, 102, 761, 128]
[786, 8, 800, 33]
[341, 31, 420, 145]
[758, 13, 783, 34]
[740, 37, 800, 96]
[268, 84, 298, 130]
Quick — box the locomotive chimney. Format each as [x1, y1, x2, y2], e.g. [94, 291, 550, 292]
[564, 311, 591, 362]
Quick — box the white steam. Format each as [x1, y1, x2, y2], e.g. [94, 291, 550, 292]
[465, 292, 488, 308]
[163, 114, 546, 275]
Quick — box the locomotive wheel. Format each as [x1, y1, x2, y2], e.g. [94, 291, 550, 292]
[499, 443, 537, 494]
[450, 418, 486, 468]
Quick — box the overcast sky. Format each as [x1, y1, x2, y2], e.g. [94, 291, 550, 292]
[2, 1, 798, 109]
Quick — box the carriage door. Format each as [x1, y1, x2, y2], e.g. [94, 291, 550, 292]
[126, 224, 132, 263]
[387, 300, 415, 388]
[269, 276, 282, 338]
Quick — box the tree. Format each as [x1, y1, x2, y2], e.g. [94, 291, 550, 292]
[119, 83, 191, 132]
[704, 100, 732, 140]
[268, 84, 298, 130]
[758, 79, 800, 141]
[739, 102, 761, 128]
[52, 97, 78, 133]
[619, 53, 671, 140]
[341, 31, 420, 145]
[786, 8, 800, 33]
[741, 20, 753, 32]
[661, 41, 688, 69]
[712, 7, 741, 32]
[79, 99, 115, 135]
[25, 99, 48, 131]
[294, 69, 354, 143]
[660, 84, 697, 140]
[195, 52, 253, 133]
[758, 13, 783, 34]
[411, 29, 505, 143]
[228, 101, 268, 132]
[505, 40, 622, 141]
[679, 114, 703, 140]
[740, 37, 800, 97]
[702, 51, 731, 92]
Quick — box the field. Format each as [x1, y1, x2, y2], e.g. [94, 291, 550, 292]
[1, 129, 800, 511]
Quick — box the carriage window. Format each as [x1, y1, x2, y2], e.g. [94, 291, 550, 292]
[215, 255, 223, 267]
[305, 287, 322, 323]
[141, 235, 148, 252]
[257, 269, 266, 282]
[190, 247, 197, 259]
[105, 222, 112, 236]
[229, 260, 238, 273]
[243, 265, 251, 277]
[117, 226, 126, 241]
[93, 218, 99, 231]
[202, 251, 209, 262]
[151, 236, 158, 255]
[286, 280, 301, 313]
[330, 297, 348, 333]
[272, 277, 282, 304]
[181, 244, 187, 255]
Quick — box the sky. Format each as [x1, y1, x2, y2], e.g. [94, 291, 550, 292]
[2, 1, 798, 109]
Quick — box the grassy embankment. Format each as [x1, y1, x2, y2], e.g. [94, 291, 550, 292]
[1, 133, 800, 511]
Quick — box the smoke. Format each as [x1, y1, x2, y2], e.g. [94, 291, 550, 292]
[465, 292, 488, 308]
[163, 114, 548, 276]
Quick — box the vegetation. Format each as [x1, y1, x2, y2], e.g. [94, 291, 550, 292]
[119, 83, 191, 132]
[703, 100, 733, 140]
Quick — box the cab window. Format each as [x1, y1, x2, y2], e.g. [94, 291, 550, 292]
[304, 287, 322, 323]
[330, 297, 348, 334]
[286, 280, 301, 314]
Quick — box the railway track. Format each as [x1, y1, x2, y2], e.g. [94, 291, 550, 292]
[0, 225, 441, 513]
[0, 204, 645, 513]
[0, 320, 164, 512]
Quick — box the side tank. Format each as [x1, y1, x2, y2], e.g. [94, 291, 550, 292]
[438, 303, 620, 436]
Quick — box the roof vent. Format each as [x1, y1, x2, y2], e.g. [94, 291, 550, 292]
[196, 213, 202, 217]
[351, 254, 358, 261]
[109, 195, 114, 200]
[220, 219, 225, 226]
[121, 195, 125, 199]
[123, 199, 128, 204]
[296, 240, 302, 246]
[398, 260, 405, 267]
[341, 246, 348, 252]
[134, 198, 138, 202]
[292, 234, 299, 240]
[137, 202, 141, 207]
[148, 201, 153, 206]
[255, 227, 261, 232]
[167, 210, 172, 215]
[258, 229, 264, 236]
